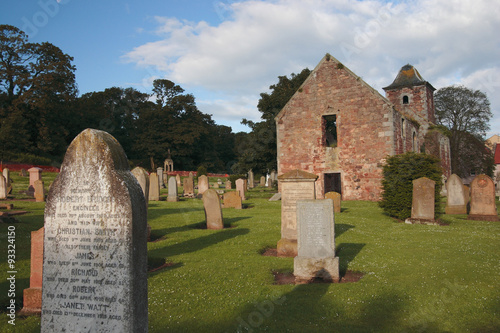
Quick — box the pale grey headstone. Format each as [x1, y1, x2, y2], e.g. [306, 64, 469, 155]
[167, 176, 178, 202]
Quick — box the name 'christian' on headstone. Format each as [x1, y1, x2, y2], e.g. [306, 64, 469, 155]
[41, 129, 148, 332]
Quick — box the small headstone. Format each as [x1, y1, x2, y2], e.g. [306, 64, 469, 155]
[271, 170, 277, 182]
[235, 178, 246, 201]
[260, 176, 266, 186]
[183, 177, 195, 197]
[440, 175, 448, 196]
[28, 167, 42, 194]
[20, 168, 28, 177]
[167, 176, 179, 202]
[294, 199, 339, 283]
[0, 174, 7, 199]
[217, 178, 222, 185]
[267, 178, 273, 187]
[21, 227, 44, 315]
[248, 170, 254, 188]
[197, 175, 209, 197]
[3, 168, 10, 187]
[176, 174, 181, 187]
[202, 189, 223, 230]
[131, 167, 150, 205]
[406, 177, 436, 224]
[188, 172, 194, 180]
[223, 191, 242, 209]
[41, 129, 148, 332]
[157, 167, 164, 188]
[269, 193, 282, 201]
[468, 174, 499, 221]
[163, 171, 169, 186]
[225, 180, 232, 189]
[324, 191, 341, 213]
[445, 174, 467, 214]
[277, 169, 318, 257]
[34, 180, 45, 202]
[213, 182, 219, 189]
[149, 172, 160, 201]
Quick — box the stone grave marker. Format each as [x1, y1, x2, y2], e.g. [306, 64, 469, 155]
[445, 174, 467, 214]
[28, 167, 42, 194]
[21, 227, 44, 315]
[197, 175, 209, 197]
[406, 177, 436, 224]
[270, 170, 277, 182]
[0, 174, 7, 199]
[167, 176, 179, 202]
[223, 191, 242, 209]
[267, 178, 273, 187]
[440, 175, 447, 196]
[213, 182, 219, 189]
[20, 168, 28, 177]
[189, 172, 194, 180]
[34, 180, 45, 202]
[260, 176, 266, 186]
[225, 180, 232, 189]
[235, 178, 246, 201]
[324, 191, 341, 213]
[248, 170, 254, 188]
[149, 172, 160, 201]
[202, 189, 223, 229]
[3, 168, 10, 187]
[41, 129, 148, 332]
[183, 177, 194, 197]
[277, 169, 317, 257]
[294, 199, 339, 283]
[269, 193, 281, 201]
[131, 167, 150, 205]
[157, 167, 164, 188]
[176, 174, 181, 187]
[468, 174, 499, 221]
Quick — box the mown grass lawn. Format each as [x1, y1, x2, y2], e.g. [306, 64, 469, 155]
[0, 172, 499, 332]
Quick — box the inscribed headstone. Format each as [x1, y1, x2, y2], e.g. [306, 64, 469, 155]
[235, 178, 246, 201]
[183, 177, 194, 197]
[41, 129, 148, 332]
[0, 174, 7, 199]
[149, 172, 160, 201]
[34, 180, 45, 202]
[294, 199, 339, 283]
[131, 167, 150, 205]
[223, 191, 242, 209]
[468, 174, 499, 221]
[407, 177, 435, 223]
[28, 167, 42, 194]
[197, 175, 209, 197]
[167, 176, 179, 202]
[21, 227, 44, 315]
[202, 189, 223, 229]
[324, 191, 341, 213]
[445, 174, 467, 214]
[277, 169, 317, 257]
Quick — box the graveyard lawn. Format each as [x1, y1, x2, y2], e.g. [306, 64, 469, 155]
[0, 174, 499, 332]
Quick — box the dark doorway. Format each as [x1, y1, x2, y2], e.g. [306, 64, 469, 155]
[324, 173, 342, 196]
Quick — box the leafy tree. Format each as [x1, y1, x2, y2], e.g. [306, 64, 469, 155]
[236, 68, 311, 174]
[379, 152, 443, 220]
[434, 85, 493, 177]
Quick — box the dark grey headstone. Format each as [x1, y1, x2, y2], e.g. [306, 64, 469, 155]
[41, 129, 148, 332]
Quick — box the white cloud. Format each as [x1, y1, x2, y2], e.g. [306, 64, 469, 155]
[123, 0, 500, 133]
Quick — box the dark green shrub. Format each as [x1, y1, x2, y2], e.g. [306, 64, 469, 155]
[379, 152, 443, 220]
[196, 165, 208, 177]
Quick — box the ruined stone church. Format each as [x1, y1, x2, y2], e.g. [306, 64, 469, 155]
[276, 54, 451, 201]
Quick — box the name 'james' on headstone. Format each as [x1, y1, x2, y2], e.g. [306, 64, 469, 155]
[41, 129, 148, 332]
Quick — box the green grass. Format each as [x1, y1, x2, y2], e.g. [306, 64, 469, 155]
[0, 174, 499, 332]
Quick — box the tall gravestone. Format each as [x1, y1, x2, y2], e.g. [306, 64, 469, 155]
[407, 177, 435, 224]
[235, 178, 246, 201]
[248, 170, 254, 189]
[157, 167, 164, 188]
[445, 174, 467, 214]
[41, 129, 147, 332]
[324, 191, 341, 213]
[198, 175, 209, 198]
[34, 180, 45, 202]
[28, 167, 42, 194]
[0, 174, 7, 199]
[277, 170, 318, 257]
[294, 199, 339, 283]
[21, 227, 44, 315]
[149, 172, 160, 201]
[3, 168, 10, 189]
[176, 174, 181, 187]
[202, 189, 223, 230]
[167, 176, 179, 202]
[468, 175, 499, 221]
[183, 177, 195, 197]
[131, 167, 150, 205]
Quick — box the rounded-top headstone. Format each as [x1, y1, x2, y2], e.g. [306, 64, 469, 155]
[41, 129, 148, 333]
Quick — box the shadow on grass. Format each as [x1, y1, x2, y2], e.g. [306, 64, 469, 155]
[336, 243, 365, 275]
[148, 228, 250, 258]
[335, 223, 355, 237]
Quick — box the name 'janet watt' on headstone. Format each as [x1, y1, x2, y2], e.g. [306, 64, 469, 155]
[41, 129, 148, 332]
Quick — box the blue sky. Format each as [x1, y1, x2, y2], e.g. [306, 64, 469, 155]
[1, 0, 499, 135]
